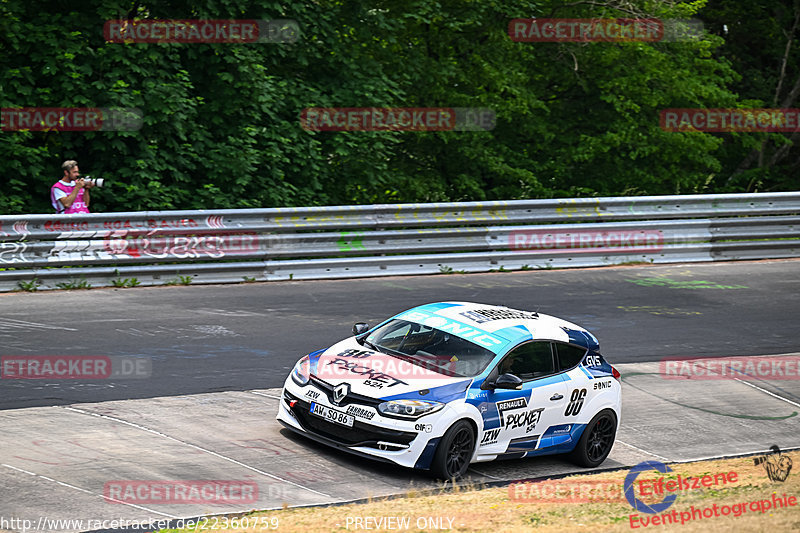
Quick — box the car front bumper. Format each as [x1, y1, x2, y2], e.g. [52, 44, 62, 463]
[276, 377, 444, 469]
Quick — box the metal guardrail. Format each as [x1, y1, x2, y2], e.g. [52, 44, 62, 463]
[1, 192, 799, 291]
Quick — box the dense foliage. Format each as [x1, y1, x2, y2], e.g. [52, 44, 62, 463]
[1, 0, 798, 214]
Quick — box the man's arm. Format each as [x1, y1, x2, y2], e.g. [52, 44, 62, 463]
[58, 180, 85, 209]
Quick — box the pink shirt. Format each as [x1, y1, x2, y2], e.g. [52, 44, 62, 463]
[51, 180, 90, 214]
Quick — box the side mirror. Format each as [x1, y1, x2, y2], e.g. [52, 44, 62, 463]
[491, 373, 523, 390]
[352, 322, 370, 336]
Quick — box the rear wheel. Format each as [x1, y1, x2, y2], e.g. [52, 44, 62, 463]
[568, 409, 617, 467]
[430, 420, 475, 480]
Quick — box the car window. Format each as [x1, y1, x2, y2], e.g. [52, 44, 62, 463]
[366, 319, 496, 377]
[499, 341, 555, 380]
[554, 342, 587, 370]
[373, 321, 424, 351]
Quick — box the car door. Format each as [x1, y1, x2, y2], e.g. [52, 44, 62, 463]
[536, 341, 591, 450]
[477, 341, 569, 456]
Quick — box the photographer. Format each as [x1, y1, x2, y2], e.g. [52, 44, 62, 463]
[51, 160, 95, 213]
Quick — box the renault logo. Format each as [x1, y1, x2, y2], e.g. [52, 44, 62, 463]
[332, 383, 350, 406]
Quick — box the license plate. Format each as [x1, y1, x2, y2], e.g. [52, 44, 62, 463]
[310, 402, 354, 428]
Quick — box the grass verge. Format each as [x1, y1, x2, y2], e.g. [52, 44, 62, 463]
[159, 451, 799, 533]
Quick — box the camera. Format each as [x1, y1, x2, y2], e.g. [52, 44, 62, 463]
[82, 176, 105, 188]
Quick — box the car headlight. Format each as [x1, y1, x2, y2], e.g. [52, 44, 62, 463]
[290, 355, 310, 386]
[378, 399, 444, 420]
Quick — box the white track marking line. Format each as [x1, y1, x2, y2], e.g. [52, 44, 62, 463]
[616, 440, 670, 462]
[668, 355, 800, 408]
[62, 406, 333, 499]
[672, 446, 800, 463]
[467, 468, 502, 480]
[733, 378, 800, 408]
[0, 318, 77, 331]
[2, 463, 179, 519]
[248, 391, 283, 400]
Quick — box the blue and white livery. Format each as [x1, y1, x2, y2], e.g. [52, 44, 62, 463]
[277, 301, 621, 479]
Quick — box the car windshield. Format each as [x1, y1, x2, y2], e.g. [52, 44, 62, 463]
[365, 319, 497, 377]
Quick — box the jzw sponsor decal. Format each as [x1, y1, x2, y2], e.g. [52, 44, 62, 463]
[505, 408, 544, 432]
[496, 397, 528, 425]
[565, 388, 587, 416]
[480, 428, 501, 446]
[346, 405, 375, 420]
[593, 380, 612, 390]
[585, 355, 602, 367]
[397, 311, 503, 348]
[304, 390, 320, 400]
[414, 423, 433, 433]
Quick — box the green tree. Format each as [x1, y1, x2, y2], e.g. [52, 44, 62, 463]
[701, 0, 800, 192]
[0, 0, 755, 215]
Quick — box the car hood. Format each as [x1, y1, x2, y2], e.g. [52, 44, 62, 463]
[309, 338, 473, 401]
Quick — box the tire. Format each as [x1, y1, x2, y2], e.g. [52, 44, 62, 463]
[430, 420, 476, 480]
[568, 409, 617, 468]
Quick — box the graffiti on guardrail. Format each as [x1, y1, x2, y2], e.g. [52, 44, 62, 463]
[44, 220, 91, 233]
[0, 192, 798, 290]
[554, 199, 603, 218]
[15, 217, 209, 237]
[0, 242, 29, 263]
[43, 217, 202, 234]
[2, 221, 31, 237]
[102, 233, 259, 259]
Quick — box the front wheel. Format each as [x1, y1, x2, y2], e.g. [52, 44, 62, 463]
[430, 420, 475, 480]
[568, 409, 617, 467]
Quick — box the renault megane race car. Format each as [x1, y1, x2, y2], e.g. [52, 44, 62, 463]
[277, 302, 621, 479]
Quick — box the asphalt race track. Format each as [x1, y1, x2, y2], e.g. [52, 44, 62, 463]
[1, 260, 799, 532]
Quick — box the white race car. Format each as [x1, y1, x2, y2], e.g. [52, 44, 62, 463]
[277, 301, 621, 479]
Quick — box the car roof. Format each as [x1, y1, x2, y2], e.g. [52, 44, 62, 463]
[396, 301, 599, 351]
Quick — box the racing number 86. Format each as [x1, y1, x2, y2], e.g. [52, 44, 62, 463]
[564, 388, 587, 416]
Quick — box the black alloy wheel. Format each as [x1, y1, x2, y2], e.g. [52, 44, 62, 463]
[568, 409, 617, 468]
[431, 420, 475, 480]
[586, 413, 616, 463]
